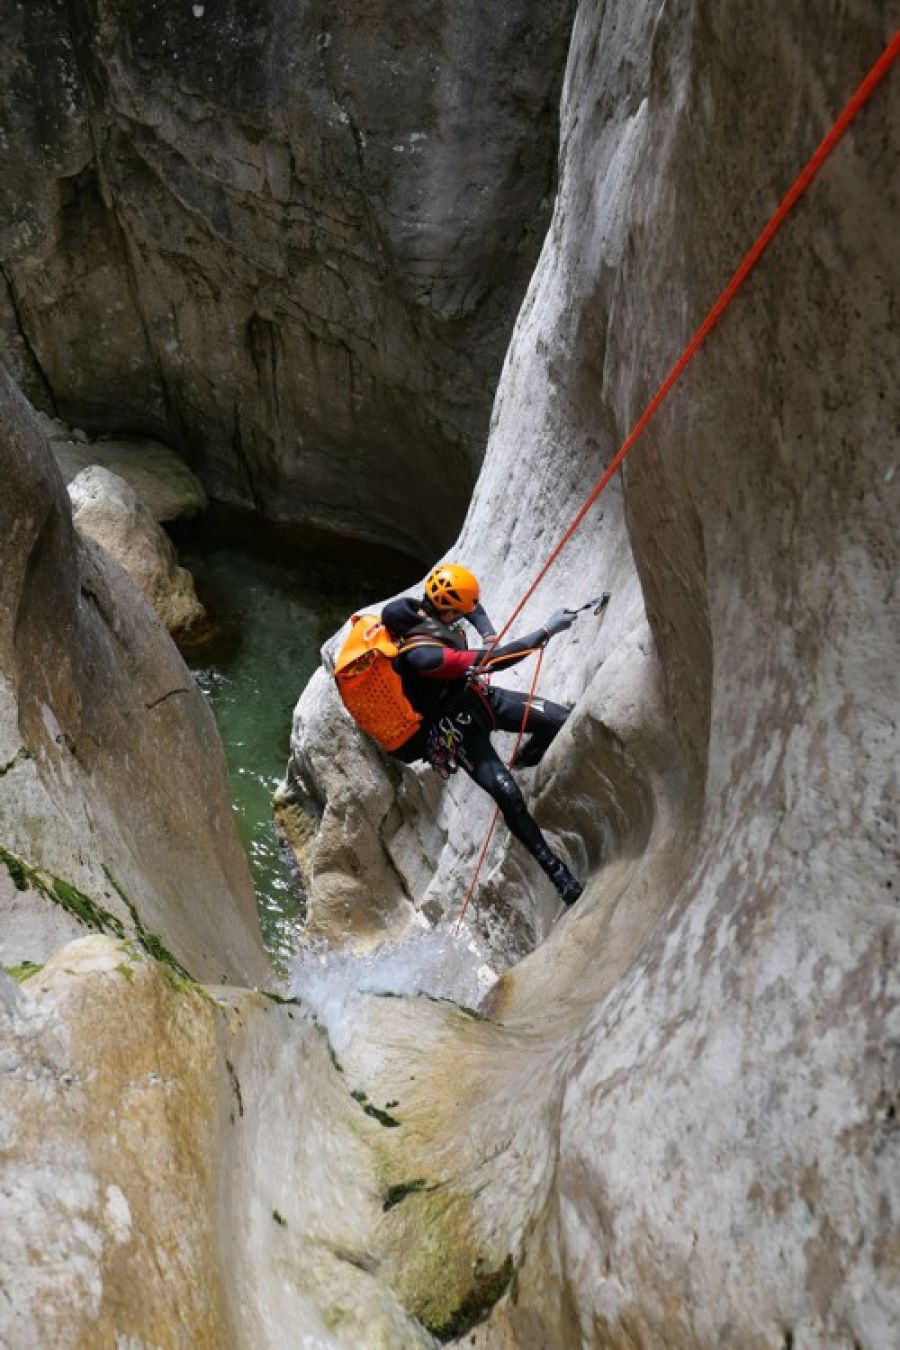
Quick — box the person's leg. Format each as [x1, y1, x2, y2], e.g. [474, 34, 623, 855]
[487, 687, 571, 768]
[457, 727, 582, 904]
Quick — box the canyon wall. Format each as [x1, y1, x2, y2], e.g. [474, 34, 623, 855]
[0, 370, 268, 985]
[1, 0, 897, 1345]
[0, 937, 436, 1347]
[287, 0, 898, 1342]
[0, 0, 572, 558]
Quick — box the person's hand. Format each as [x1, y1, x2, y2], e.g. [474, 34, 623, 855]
[543, 609, 576, 639]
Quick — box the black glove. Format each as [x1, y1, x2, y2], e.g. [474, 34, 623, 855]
[542, 609, 576, 640]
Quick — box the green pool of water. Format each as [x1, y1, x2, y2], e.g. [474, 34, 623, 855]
[175, 512, 418, 970]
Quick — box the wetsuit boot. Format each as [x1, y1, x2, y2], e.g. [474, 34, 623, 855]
[532, 841, 584, 906]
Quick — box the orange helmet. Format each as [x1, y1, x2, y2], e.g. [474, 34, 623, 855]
[424, 563, 480, 615]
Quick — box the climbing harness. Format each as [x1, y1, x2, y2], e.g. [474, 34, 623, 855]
[425, 716, 464, 779]
[465, 665, 493, 697]
[455, 32, 899, 931]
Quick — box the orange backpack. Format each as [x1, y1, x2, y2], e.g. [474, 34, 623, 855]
[333, 613, 438, 752]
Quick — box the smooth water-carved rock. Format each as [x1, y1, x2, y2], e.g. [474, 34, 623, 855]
[0, 0, 574, 557]
[0, 936, 439, 1348]
[286, 1, 899, 1342]
[68, 465, 207, 638]
[2, 0, 897, 1343]
[0, 369, 268, 984]
[279, 654, 424, 949]
[0, 939, 229, 1348]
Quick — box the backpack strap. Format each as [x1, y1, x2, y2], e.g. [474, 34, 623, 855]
[395, 634, 448, 654]
[397, 616, 468, 651]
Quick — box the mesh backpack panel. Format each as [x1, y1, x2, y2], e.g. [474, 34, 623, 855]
[334, 614, 423, 751]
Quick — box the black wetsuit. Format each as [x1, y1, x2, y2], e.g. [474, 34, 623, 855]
[380, 597, 575, 891]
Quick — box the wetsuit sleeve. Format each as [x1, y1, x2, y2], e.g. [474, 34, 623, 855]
[472, 627, 549, 672]
[400, 646, 480, 679]
[466, 602, 497, 641]
[399, 627, 548, 679]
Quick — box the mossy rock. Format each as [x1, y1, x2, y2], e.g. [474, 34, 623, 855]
[102, 864, 193, 979]
[381, 1186, 513, 1340]
[382, 1178, 434, 1211]
[51, 876, 126, 937]
[350, 1088, 400, 1128]
[4, 961, 43, 984]
[1, 844, 126, 939]
[1, 845, 199, 989]
[427, 1255, 513, 1341]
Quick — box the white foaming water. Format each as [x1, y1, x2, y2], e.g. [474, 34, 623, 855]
[288, 927, 496, 1052]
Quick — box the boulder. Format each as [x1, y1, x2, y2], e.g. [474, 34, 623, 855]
[41, 412, 209, 522]
[68, 464, 207, 638]
[0, 940, 229, 1347]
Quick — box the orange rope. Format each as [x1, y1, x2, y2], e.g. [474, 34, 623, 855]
[488, 30, 900, 653]
[454, 32, 898, 932]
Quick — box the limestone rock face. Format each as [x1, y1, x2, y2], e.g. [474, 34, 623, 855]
[285, 0, 898, 1341]
[68, 465, 207, 638]
[0, 369, 267, 985]
[0, 936, 439, 1348]
[2, 0, 897, 1342]
[0, 940, 229, 1347]
[0, 0, 574, 558]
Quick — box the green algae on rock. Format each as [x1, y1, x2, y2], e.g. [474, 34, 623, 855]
[1, 845, 204, 986]
[3, 960, 43, 983]
[379, 1180, 515, 1341]
[2, 844, 126, 938]
[382, 1178, 435, 1212]
[428, 1255, 514, 1341]
[350, 1088, 401, 1129]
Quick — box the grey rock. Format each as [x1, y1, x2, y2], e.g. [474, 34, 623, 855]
[42, 412, 208, 522]
[0, 0, 574, 558]
[0, 367, 268, 986]
[2, 0, 897, 1341]
[285, 0, 900, 1340]
[0, 937, 435, 1347]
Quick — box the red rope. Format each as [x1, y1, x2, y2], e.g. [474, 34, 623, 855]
[454, 32, 898, 931]
[454, 646, 545, 932]
[490, 30, 900, 651]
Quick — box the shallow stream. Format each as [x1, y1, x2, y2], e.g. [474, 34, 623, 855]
[174, 510, 418, 970]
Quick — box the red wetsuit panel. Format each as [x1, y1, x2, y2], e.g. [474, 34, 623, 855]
[413, 648, 479, 679]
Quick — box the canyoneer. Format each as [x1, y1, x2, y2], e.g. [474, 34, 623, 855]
[334, 563, 586, 906]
